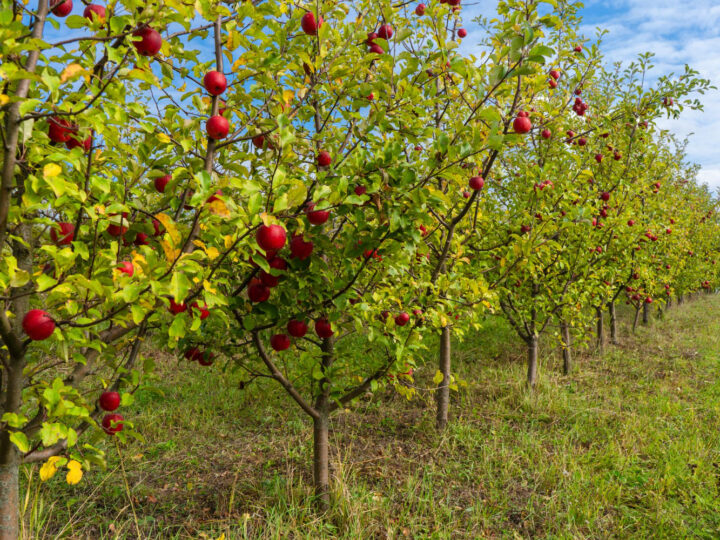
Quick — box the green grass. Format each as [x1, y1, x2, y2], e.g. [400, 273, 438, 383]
[23, 295, 720, 539]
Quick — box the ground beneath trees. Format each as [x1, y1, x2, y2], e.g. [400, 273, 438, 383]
[25, 295, 720, 539]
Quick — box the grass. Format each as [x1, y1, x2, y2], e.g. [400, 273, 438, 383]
[23, 294, 720, 539]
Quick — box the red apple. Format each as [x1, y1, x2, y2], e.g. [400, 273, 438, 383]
[132, 26, 162, 56]
[206, 115, 229, 139]
[154, 174, 170, 193]
[203, 71, 227, 95]
[513, 116, 532, 134]
[168, 299, 187, 315]
[50, 222, 75, 245]
[252, 134, 265, 149]
[65, 135, 92, 152]
[301, 12, 322, 35]
[541, 129, 551, 139]
[315, 318, 333, 338]
[117, 261, 134, 277]
[22, 310, 56, 341]
[306, 203, 330, 225]
[256, 224, 286, 252]
[287, 319, 308, 337]
[415, 3, 425, 15]
[395, 312, 410, 326]
[51, 0, 72, 16]
[594, 154, 603, 163]
[99, 391, 120, 411]
[574, 44, 583, 52]
[600, 191, 610, 201]
[190, 302, 210, 319]
[270, 334, 291, 351]
[83, 4, 105, 21]
[248, 282, 270, 303]
[48, 117, 73, 143]
[354, 185, 367, 196]
[134, 232, 149, 246]
[549, 69, 560, 80]
[457, 28, 467, 38]
[198, 352, 215, 366]
[468, 176, 484, 191]
[377, 24, 393, 40]
[317, 150, 332, 167]
[102, 413, 124, 434]
[368, 42, 384, 55]
[290, 234, 313, 260]
[184, 347, 202, 361]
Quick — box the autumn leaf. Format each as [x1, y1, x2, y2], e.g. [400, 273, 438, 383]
[40, 456, 61, 481]
[66, 460, 83, 485]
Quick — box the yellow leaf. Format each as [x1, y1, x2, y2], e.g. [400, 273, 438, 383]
[157, 133, 171, 144]
[43, 163, 62, 178]
[160, 239, 180, 263]
[432, 370, 445, 385]
[131, 252, 146, 277]
[282, 90, 294, 105]
[60, 63, 84, 83]
[203, 280, 217, 294]
[223, 235, 234, 249]
[40, 456, 61, 481]
[207, 199, 229, 217]
[0, 95, 9, 106]
[205, 246, 220, 260]
[154, 213, 181, 246]
[259, 212, 270, 226]
[66, 460, 83, 485]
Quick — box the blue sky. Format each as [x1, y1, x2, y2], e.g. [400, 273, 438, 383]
[462, 0, 720, 191]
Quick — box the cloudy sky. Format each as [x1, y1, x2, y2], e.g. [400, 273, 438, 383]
[463, 0, 720, 190]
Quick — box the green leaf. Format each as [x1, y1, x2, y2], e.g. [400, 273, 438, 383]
[9, 432, 30, 453]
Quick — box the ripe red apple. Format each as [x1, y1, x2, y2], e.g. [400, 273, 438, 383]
[206, 115, 229, 139]
[368, 43, 384, 54]
[354, 185, 367, 196]
[415, 3, 425, 15]
[248, 280, 270, 303]
[270, 334, 291, 351]
[51, 0, 72, 16]
[301, 12, 322, 35]
[377, 24, 393, 40]
[549, 69, 560, 80]
[152, 219, 162, 236]
[190, 302, 210, 319]
[548, 79, 557, 89]
[306, 203, 330, 225]
[317, 150, 332, 167]
[50, 222, 75, 245]
[117, 261, 134, 277]
[83, 4, 105, 20]
[541, 129, 551, 139]
[287, 319, 308, 337]
[613, 151, 621, 161]
[203, 71, 227, 95]
[457, 28, 467, 38]
[395, 312, 410, 326]
[469, 176, 484, 191]
[132, 26, 162, 56]
[513, 116, 532, 134]
[134, 232, 149, 246]
[574, 44, 583, 52]
[168, 299, 187, 315]
[315, 318, 333, 338]
[107, 213, 128, 237]
[290, 234, 313, 260]
[99, 391, 120, 411]
[462, 190, 470, 199]
[198, 352, 215, 366]
[594, 153, 603, 163]
[252, 134, 265, 149]
[260, 270, 279, 288]
[22, 310, 56, 341]
[600, 191, 610, 201]
[184, 347, 202, 361]
[256, 224, 286, 252]
[65, 135, 92, 152]
[102, 413, 124, 434]
[48, 117, 73, 143]
[154, 174, 170, 193]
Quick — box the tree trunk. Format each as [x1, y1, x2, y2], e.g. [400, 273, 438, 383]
[609, 301, 618, 345]
[666, 298, 672, 310]
[678, 294, 684, 305]
[595, 306, 605, 355]
[312, 412, 329, 510]
[526, 334, 539, 388]
[435, 326, 451, 431]
[632, 307, 640, 333]
[642, 302, 649, 325]
[560, 322, 571, 375]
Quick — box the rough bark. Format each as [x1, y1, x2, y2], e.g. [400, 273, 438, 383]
[642, 302, 649, 325]
[527, 334, 539, 388]
[609, 301, 618, 345]
[632, 307, 641, 333]
[560, 322, 571, 375]
[435, 326, 451, 431]
[312, 336, 335, 510]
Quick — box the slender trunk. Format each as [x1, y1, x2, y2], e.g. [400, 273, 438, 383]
[642, 302, 649, 325]
[526, 334, 539, 388]
[678, 294, 684, 305]
[435, 326, 451, 431]
[609, 301, 618, 345]
[666, 298, 672, 310]
[595, 306, 605, 355]
[312, 336, 334, 510]
[312, 412, 329, 510]
[632, 307, 640, 333]
[560, 322, 571, 375]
